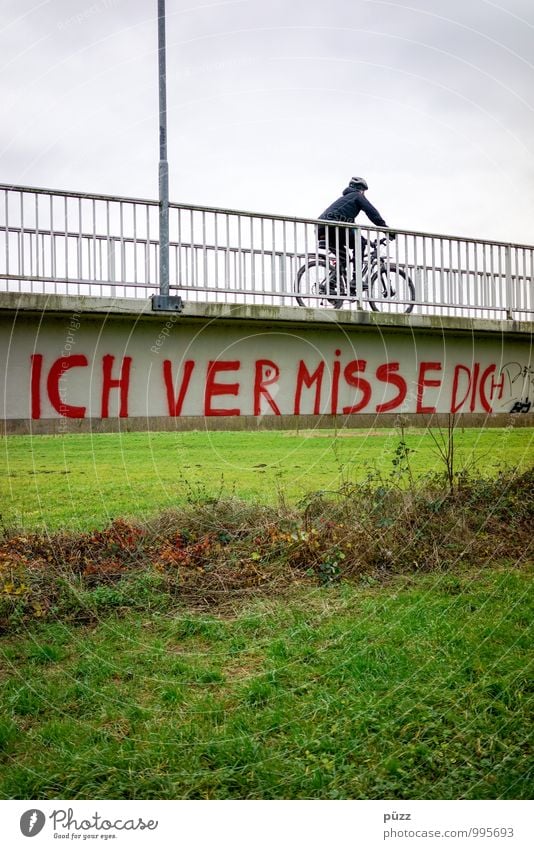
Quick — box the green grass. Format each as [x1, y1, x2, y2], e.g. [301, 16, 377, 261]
[2, 427, 533, 530]
[0, 567, 532, 799]
[1, 428, 532, 800]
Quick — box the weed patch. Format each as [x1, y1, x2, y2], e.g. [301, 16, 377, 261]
[0, 468, 532, 633]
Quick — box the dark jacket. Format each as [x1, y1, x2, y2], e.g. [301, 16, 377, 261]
[319, 185, 387, 228]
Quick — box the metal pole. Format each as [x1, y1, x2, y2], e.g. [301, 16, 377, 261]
[153, 0, 182, 311]
[158, 0, 168, 297]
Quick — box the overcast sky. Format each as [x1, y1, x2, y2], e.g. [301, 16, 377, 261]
[2, 0, 534, 243]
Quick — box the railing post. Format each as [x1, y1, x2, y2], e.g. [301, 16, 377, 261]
[107, 237, 117, 297]
[353, 226, 363, 308]
[505, 243, 513, 320]
[278, 254, 286, 300]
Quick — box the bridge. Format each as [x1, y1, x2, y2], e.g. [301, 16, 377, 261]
[1, 184, 533, 433]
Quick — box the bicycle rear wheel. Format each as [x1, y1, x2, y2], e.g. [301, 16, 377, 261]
[295, 259, 345, 309]
[368, 263, 415, 314]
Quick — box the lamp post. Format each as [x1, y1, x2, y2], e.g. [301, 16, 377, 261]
[153, 0, 183, 311]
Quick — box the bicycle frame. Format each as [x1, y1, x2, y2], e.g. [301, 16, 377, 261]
[324, 241, 383, 301]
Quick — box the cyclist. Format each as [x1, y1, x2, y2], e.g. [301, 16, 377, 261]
[317, 176, 394, 291]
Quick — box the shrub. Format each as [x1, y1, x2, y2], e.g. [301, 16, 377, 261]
[0, 468, 531, 633]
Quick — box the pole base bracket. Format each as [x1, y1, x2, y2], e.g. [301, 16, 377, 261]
[151, 295, 184, 312]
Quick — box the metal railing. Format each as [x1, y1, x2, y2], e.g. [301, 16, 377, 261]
[1, 183, 533, 319]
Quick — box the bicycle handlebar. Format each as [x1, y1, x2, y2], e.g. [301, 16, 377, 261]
[317, 237, 390, 259]
[366, 237, 389, 256]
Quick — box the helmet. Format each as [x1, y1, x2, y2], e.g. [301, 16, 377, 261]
[349, 176, 368, 191]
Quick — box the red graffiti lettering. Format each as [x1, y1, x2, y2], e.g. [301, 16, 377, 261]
[330, 354, 342, 415]
[101, 355, 132, 418]
[479, 365, 502, 413]
[47, 355, 88, 418]
[375, 362, 407, 413]
[30, 354, 43, 419]
[204, 360, 241, 416]
[451, 364, 472, 413]
[254, 360, 281, 416]
[163, 359, 195, 416]
[342, 360, 371, 414]
[451, 363, 501, 414]
[417, 362, 442, 414]
[485, 367, 504, 402]
[294, 360, 325, 415]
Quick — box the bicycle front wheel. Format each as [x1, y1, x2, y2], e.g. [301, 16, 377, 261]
[295, 259, 345, 309]
[368, 263, 415, 314]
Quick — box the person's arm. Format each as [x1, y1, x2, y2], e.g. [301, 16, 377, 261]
[359, 195, 395, 239]
[359, 195, 387, 228]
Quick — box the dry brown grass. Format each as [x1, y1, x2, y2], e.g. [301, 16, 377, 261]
[1, 467, 532, 630]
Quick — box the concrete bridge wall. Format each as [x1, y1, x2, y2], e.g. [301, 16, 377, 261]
[1, 293, 533, 434]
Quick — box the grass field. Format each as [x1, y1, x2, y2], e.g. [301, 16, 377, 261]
[1, 426, 532, 800]
[2, 427, 533, 530]
[0, 568, 532, 800]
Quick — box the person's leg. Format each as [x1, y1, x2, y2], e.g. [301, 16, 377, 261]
[325, 225, 350, 271]
[316, 224, 327, 252]
[328, 226, 350, 296]
[347, 230, 358, 291]
[316, 224, 346, 295]
[347, 231, 369, 294]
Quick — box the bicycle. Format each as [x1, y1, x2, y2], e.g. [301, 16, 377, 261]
[294, 237, 415, 312]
